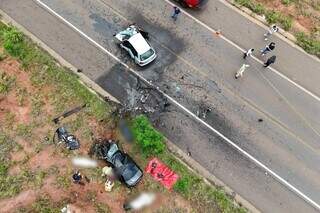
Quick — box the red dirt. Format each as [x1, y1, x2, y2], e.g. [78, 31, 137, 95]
[0, 190, 37, 213]
[256, 0, 320, 34]
[28, 147, 69, 171]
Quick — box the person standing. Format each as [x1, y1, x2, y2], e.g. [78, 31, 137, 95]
[171, 6, 181, 21]
[235, 64, 250, 79]
[261, 42, 276, 56]
[264, 55, 276, 67]
[243, 48, 254, 59]
[264, 25, 279, 41]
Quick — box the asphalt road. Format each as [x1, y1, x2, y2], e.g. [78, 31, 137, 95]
[1, 0, 319, 212]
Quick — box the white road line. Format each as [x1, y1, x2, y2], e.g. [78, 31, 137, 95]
[163, 0, 320, 103]
[35, 0, 320, 210]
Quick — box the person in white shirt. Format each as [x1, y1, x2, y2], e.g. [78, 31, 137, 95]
[264, 25, 279, 41]
[235, 64, 250, 79]
[243, 48, 254, 59]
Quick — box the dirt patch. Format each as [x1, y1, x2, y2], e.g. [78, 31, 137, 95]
[0, 190, 37, 213]
[256, 0, 320, 35]
[28, 146, 69, 171]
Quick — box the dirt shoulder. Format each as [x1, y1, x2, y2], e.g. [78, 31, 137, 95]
[230, 0, 320, 57]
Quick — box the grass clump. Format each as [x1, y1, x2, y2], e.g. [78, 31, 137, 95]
[0, 24, 109, 120]
[131, 115, 165, 157]
[55, 173, 71, 189]
[16, 124, 33, 138]
[296, 32, 320, 57]
[0, 70, 15, 94]
[31, 196, 61, 213]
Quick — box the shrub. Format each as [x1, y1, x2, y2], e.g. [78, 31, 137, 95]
[174, 177, 190, 195]
[3, 27, 24, 57]
[296, 32, 320, 57]
[131, 115, 165, 156]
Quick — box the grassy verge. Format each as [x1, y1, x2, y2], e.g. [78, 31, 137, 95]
[131, 115, 247, 213]
[0, 23, 109, 119]
[233, 0, 320, 58]
[234, 0, 293, 30]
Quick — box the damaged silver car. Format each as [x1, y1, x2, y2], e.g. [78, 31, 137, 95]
[114, 24, 157, 66]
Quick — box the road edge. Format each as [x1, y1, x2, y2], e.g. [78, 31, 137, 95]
[219, 0, 320, 63]
[0, 9, 260, 213]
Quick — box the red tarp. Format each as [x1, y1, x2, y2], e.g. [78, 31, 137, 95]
[145, 158, 179, 189]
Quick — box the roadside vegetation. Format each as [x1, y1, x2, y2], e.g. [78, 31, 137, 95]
[232, 0, 320, 57]
[0, 22, 246, 212]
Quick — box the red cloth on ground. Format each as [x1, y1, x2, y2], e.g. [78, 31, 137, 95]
[145, 158, 179, 189]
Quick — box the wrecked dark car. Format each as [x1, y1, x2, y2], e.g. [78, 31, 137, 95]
[97, 141, 143, 187]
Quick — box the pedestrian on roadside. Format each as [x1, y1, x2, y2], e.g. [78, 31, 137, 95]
[260, 42, 275, 56]
[235, 64, 250, 79]
[243, 48, 254, 59]
[264, 25, 279, 41]
[171, 6, 181, 21]
[264, 55, 276, 68]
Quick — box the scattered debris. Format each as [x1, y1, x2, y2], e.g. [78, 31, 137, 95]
[104, 179, 115, 192]
[102, 166, 114, 177]
[196, 103, 212, 119]
[52, 104, 86, 124]
[54, 127, 80, 150]
[123, 192, 156, 211]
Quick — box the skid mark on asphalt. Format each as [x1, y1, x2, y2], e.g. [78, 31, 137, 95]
[94, 0, 320, 154]
[35, 0, 320, 210]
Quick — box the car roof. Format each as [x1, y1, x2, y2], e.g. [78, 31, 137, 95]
[128, 33, 150, 55]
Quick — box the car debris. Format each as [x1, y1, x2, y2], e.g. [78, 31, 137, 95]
[104, 178, 115, 192]
[196, 104, 212, 119]
[52, 104, 86, 124]
[114, 24, 156, 66]
[54, 127, 80, 150]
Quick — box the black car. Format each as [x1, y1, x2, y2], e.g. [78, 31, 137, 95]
[98, 141, 143, 187]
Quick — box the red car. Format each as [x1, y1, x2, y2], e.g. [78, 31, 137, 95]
[175, 0, 208, 8]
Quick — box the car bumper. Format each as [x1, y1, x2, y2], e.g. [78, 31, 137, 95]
[137, 53, 157, 66]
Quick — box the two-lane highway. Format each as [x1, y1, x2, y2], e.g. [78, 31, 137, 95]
[1, 0, 319, 212]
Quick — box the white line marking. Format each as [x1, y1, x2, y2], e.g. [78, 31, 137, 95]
[35, 0, 320, 210]
[163, 0, 320, 103]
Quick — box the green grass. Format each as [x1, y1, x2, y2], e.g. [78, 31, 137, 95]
[0, 24, 110, 120]
[0, 70, 16, 94]
[55, 173, 71, 189]
[16, 124, 33, 138]
[296, 32, 320, 57]
[31, 196, 61, 213]
[131, 115, 165, 157]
